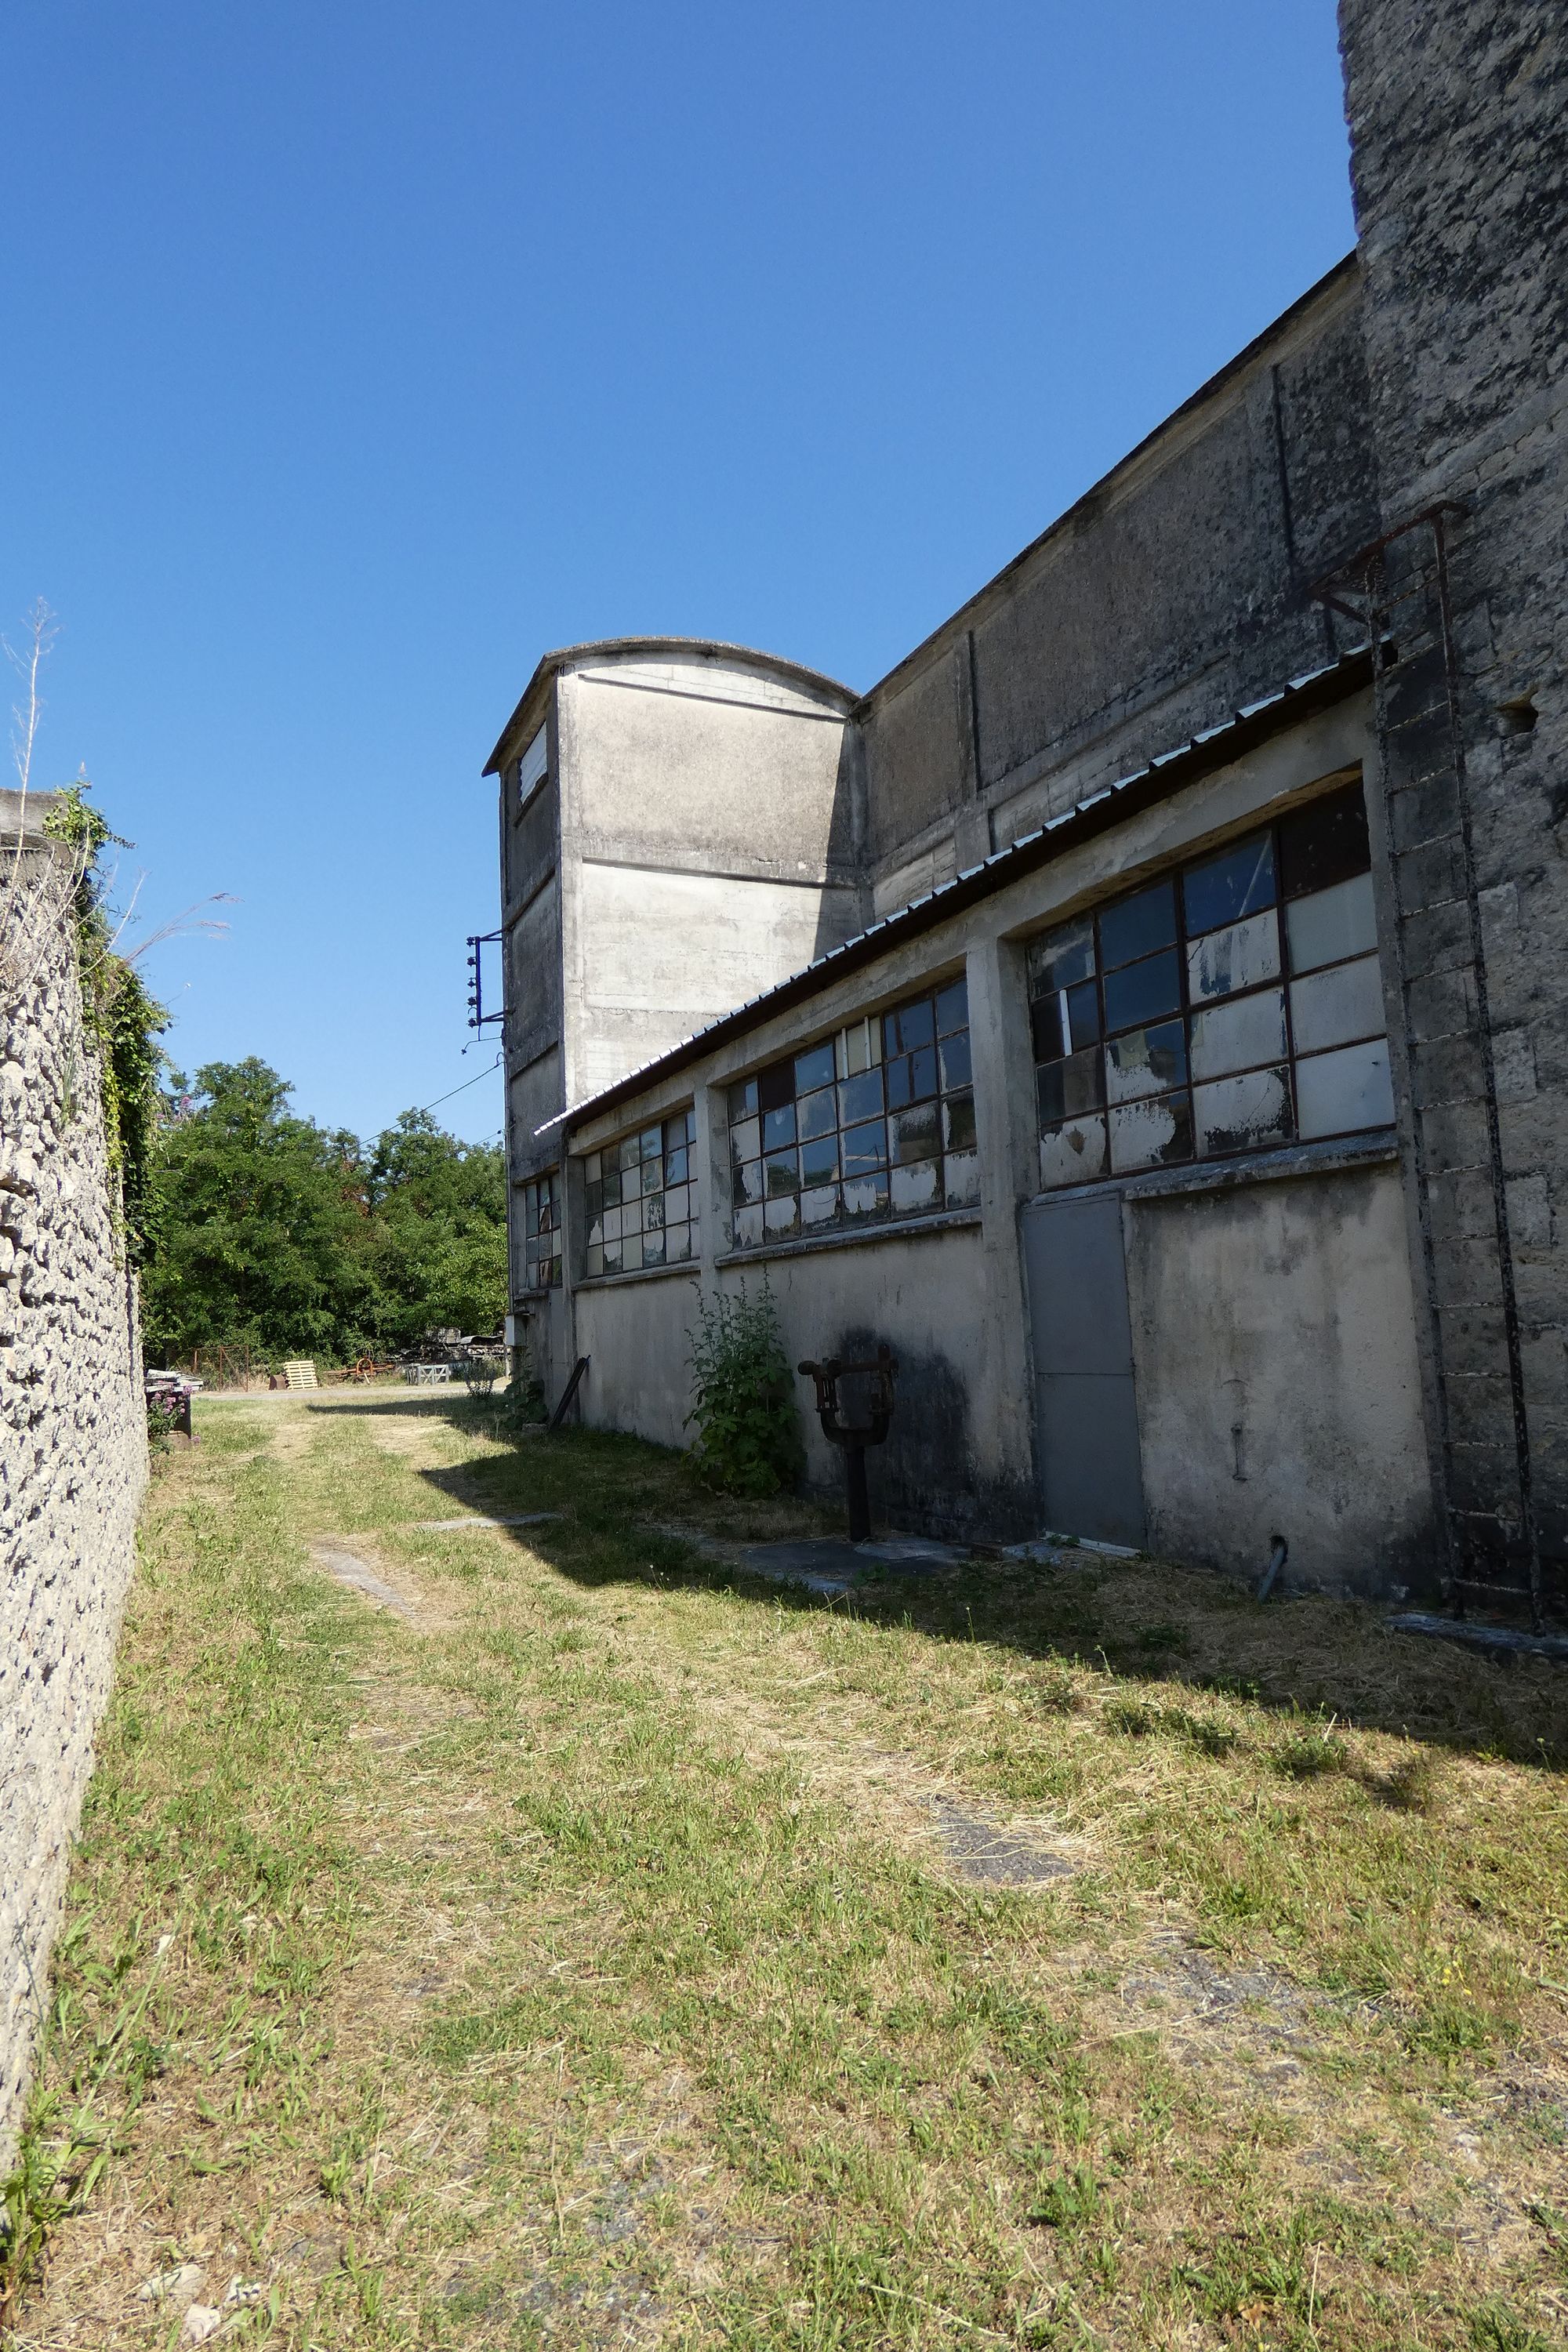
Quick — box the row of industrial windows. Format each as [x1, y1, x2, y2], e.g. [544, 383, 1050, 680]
[514, 784, 1393, 1288]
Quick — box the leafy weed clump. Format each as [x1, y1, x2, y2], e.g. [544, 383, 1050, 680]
[685, 1281, 804, 1497]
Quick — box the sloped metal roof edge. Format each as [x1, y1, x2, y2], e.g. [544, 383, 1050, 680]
[533, 648, 1374, 1142]
[482, 637, 861, 778]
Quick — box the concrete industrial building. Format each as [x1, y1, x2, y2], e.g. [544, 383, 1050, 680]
[484, 0, 1566, 1624]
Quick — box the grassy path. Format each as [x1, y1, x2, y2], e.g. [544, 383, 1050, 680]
[9, 1392, 1567, 2350]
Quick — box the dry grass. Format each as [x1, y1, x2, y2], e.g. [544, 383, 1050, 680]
[7, 1392, 1566, 2350]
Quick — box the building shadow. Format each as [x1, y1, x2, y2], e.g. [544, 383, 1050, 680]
[395, 1420, 1564, 1775]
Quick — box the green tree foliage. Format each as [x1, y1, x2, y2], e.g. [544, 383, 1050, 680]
[141, 1064, 506, 1366]
[684, 1282, 804, 1497]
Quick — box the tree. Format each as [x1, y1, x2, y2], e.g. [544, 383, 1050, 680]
[363, 1110, 506, 1346]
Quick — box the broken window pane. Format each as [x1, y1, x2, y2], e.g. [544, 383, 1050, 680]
[764, 1149, 799, 1199]
[757, 1060, 794, 1115]
[1040, 1112, 1108, 1190]
[1109, 1091, 1193, 1174]
[1105, 1018, 1186, 1104]
[943, 1091, 977, 1152]
[732, 1160, 763, 1210]
[734, 1203, 764, 1249]
[1098, 878, 1176, 971]
[762, 1102, 797, 1152]
[1194, 1066, 1293, 1157]
[1102, 947, 1181, 1035]
[800, 1131, 839, 1185]
[1295, 1038, 1395, 1138]
[642, 1227, 666, 1267]
[1189, 986, 1287, 1082]
[1278, 782, 1371, 899]
[1286, 872, 1378, 975]
[1289, 953, 1385, 1054]
[1186, 908, 1281, 1004]
[763, 1193, 799, 1237]
[800, 1184, 839, 1229]
[1031, 994, 1066, 1065]
[1029, 917, 1095, 996]
[1036, 1047, 1103, 1127]
[1182, 829, 1276, 935]
[841, 1172, 889, 1221]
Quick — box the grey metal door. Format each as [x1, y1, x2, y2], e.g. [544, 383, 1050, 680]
[1021, 1193, 1146, 1548]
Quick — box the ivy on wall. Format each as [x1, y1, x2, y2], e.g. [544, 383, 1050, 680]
[41, 786, 167, 1260]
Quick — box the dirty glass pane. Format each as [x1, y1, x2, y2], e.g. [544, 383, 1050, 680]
[757, 1059, 795, 1115]
[764, 1149, 799, 1200]
[884, 996, 935, 1057]
[1194, 1067, 1293, 1157]
[1030, 994, 1066, 1064]
[1295, 1038, 1395, 1138]
[1039, 1112, 1107, 1190]
[1036, 1047, 1102, 1127]
[1098, 878, 1176, 971]
[622, 1231, 644, 1272]
[935, 977, 968, 1035]
[525, 1193, 539, 1237]
[621, 1195, 644, 1237]
[800, 1131, 838, 1185]
[585, 1243, 604, 1279]
[1286, 872, 1378, 975]
[841, 1016, 881, 1075]
[1189, 985, 1287, 1082]
[797, 1083, 837, 1142]
[763, 1192, 800, 1237]
[939, 1030, 972, 1090]
[583, 1151, 601, 1183]
[670, 1182, 693, 1222]
[640, 1126, 661, 1162]
[762, 1102, 797, 1152]
[885, 1045, 938, 1109]
[582, 1180, 601, 1221]
[1066, 978, 1102, 1051]
[641, 1158, 662, 1196]
[644, 1191, 665, 1229]
[730, 1077, 758, 1121]
[1109, 1090, 1193, 1173]
[663, 1145, 688, 1187]
[732, 1160, 763, 1210]
[945, 1150, 981, 1208]
[728, 1115, 759, 1168]
[602, 1167, 622, 1209]
[842, 1172, 890, 1221]
[602, 1204, 623, 1243]
[794, 1040, 836, 1096]
[841, 1119, 887, 1176]
[666, 1222, 692, 1261]
[1289, 953, 1385, 1054]
[1278, 783, 1370, 899]
[1105, 1018, 1187, 1104]
[1102, 947, 1180, 1035]
[1028, 917, 1094, 997]
[1186, 908, 1280, 1004]
[891, 1158, 942, 1215]
[586, 1213, 604, 1251]
[800, 1184, 838, 1229]
[891, 1102, 941, 1165]
[734, 1203, 764, 1249]
[1182, 830, 1276, 936]
[617, 1135, 641, 1174]
[641, 1228, 666, 1267]
[838, 1068, 884, 1125]
[943, 1091, 977, 1152]
[601, 1239, 622, 1276]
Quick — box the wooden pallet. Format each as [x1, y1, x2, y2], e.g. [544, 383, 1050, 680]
[283, 1359, 318, 1391]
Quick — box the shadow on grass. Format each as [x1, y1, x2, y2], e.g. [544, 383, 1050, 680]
[300, 1395, 1566, 1772]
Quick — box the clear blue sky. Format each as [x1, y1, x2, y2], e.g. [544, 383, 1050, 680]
[2, 2, 1354, 1148]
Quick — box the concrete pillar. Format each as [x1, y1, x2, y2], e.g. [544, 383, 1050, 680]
[965, 931, 1040, 1531]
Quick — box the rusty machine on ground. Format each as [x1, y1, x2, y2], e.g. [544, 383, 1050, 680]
[797, 1345, 898, 1543]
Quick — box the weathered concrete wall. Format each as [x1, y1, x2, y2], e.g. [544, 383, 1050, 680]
[1338, 0, 1568, 1602]
[573, 1266, 702, 1449]
[0, 815, 147, 2165]
[1126, 1163, 1435, 1596]
[859, 263, 1381, 898]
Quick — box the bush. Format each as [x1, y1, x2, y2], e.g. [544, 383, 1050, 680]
[685, 1283, 804, 1497]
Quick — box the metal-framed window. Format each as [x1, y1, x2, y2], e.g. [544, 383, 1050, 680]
[583, 1109, 698, 1277]
[1029, 779, 1393, 1190]
[522, 1173, 562, 1288]
[728, 976, 978, 1250]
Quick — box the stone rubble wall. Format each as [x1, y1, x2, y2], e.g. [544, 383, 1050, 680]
[0, 818, 147, 2167]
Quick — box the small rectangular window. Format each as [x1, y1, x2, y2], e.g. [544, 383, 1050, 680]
[521, 1171, 562, 1289]
[727, 975, 975, 1250]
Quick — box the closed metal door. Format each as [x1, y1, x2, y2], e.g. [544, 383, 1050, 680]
[1022, 1192, 1146, 1548]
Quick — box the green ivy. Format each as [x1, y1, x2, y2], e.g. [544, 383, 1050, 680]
[684, 1280, 804, 1497]
[41, 784, 168, 1259]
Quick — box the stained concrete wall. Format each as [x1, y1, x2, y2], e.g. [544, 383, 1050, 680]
[1339, 0, 1568, 1600]
[572, 1266, 702, 1449]
[859, 262, 1381, 909]
[1126, 1163, 1434, 1596]
[0, 806, 147, 2165]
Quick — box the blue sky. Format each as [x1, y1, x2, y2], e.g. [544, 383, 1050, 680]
[2, 2, 1354, 1146]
